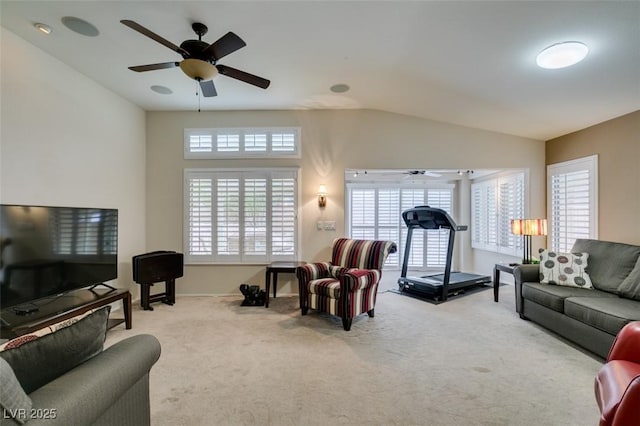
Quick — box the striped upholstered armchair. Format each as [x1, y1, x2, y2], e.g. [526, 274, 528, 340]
[297, 238, 397, 331]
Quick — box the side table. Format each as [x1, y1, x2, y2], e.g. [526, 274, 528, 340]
[265, 261, 306, 308]
[493, 263, 517, 302]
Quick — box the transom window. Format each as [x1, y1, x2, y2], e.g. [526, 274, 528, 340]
[184, 168, 299, 264]
[184, 128, 300, 159]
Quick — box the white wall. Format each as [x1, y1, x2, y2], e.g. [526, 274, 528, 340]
[0, 28, 146, 295]
[147, 109, 546, 295]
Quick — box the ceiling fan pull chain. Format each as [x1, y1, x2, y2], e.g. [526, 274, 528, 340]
[196, 80, 201, 112]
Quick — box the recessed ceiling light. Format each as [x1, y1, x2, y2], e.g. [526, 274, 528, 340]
[330, 84, 350, 93]
[61, 16, 99, 37]
[34, 23, 52, 35]
[150, 85, 173, 95]
[536, 41, 588, 69]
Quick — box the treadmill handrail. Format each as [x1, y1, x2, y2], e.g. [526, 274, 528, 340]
[401, 205, 468, 231]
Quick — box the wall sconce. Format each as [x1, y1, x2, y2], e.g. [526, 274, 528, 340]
[318, 184, 327, 208]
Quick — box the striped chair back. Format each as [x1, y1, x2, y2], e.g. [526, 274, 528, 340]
[331, 238, 396, 270]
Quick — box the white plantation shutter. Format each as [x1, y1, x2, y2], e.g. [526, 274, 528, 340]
[271, 175, 296, 256]
[378, 189, 400, 266]
[401, 189, 425, 268]
[244, 133, 267, 152]
[548, 156, 598, 252]
[188, 133, 213, 153]
[184, 128, 300, 158]
[217, 177, 241, 259]
[217, 133, 240, 152]
[188, 178, 214, 255]
[498, 174, 524, 253]
[185, 169, 298, 263]
[347, 185, 454, 270]
[271, 132, 296, 152]
[471, 172, 524, 256]
[243, 177, 267, 257]
[425, 190, 452, 267]
[350, 189, 376, 239]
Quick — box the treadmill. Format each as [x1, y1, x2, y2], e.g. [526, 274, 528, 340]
[397, 206, 491, 302]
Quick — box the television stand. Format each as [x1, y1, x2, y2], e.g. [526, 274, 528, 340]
[0, 288, 132, 339]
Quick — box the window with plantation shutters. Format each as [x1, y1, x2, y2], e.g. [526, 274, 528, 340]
[471, 171, 525, 256]
[184, 168, 299, 264]
[184, 128, 300, 159]
[347, 185, 454, 270]
[547, 155, 598, 252]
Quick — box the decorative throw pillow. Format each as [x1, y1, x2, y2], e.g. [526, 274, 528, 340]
[0, 357, 32, 424]
[538, 249, 593, 289]
[0, 306, 110, 394]
[0, 308, 98, 352]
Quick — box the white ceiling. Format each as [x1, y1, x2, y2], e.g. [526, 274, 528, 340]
[2, 1, 639, 140]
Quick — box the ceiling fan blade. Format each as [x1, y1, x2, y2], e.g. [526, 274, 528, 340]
[128, 62, 179, 72]
[199, 80, 217, 97]
[201, 32, 246, 61]
[217, 65, 270, 89]
[121, 20, 189, 57]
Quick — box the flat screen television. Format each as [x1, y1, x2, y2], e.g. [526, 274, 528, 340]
[0, 204, 118, 311]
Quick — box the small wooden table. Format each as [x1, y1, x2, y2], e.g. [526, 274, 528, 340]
[493, 263, 517, 302]
[265, 261, 306, 308]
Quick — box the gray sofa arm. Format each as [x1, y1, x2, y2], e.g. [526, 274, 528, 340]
[513, 265, 540, 317]
[24, 334, 161, 426]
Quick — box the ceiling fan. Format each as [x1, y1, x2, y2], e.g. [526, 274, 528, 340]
[403, 170, 442, 178]
[120, 20, 270, 97]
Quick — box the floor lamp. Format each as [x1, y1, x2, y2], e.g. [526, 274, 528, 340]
[511, 219, 548, 264]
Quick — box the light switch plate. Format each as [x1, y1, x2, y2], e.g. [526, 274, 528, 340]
[323, 221, 336, 230]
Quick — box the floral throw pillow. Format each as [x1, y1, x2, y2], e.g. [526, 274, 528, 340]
[538, 249, 593, 289]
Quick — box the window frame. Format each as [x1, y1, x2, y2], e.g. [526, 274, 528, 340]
[546, 155, 598, 252]
[183, 167, 301, 265]
[184, 127, 301, 159]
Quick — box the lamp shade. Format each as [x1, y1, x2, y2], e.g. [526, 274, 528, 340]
[179, 59, 218, 81]
[511, 219, 547, 236]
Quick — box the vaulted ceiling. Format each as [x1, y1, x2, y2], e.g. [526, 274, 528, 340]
[2, 1, 639, 140]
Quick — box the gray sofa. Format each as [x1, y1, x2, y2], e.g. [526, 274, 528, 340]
[1, 334, 161, 426]
[514, 239, 640, 359]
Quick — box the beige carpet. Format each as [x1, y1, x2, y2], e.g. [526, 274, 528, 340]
[106, 283, 602, 426]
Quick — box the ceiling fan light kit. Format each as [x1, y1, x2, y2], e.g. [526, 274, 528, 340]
[121, 19, 269, 99]
[179, 59, 218, 81]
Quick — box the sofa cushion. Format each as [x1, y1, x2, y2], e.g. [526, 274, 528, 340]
[572, 239, 640, 293]
[308, 278, 341, 298]
[0, 357, 32, 424]
[539, 249, 593, 288]
[522, 282, 614, 313]
[618, 257, 640, 301]
[564, 297, 640, 336]
[0, 306, 110, 394]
